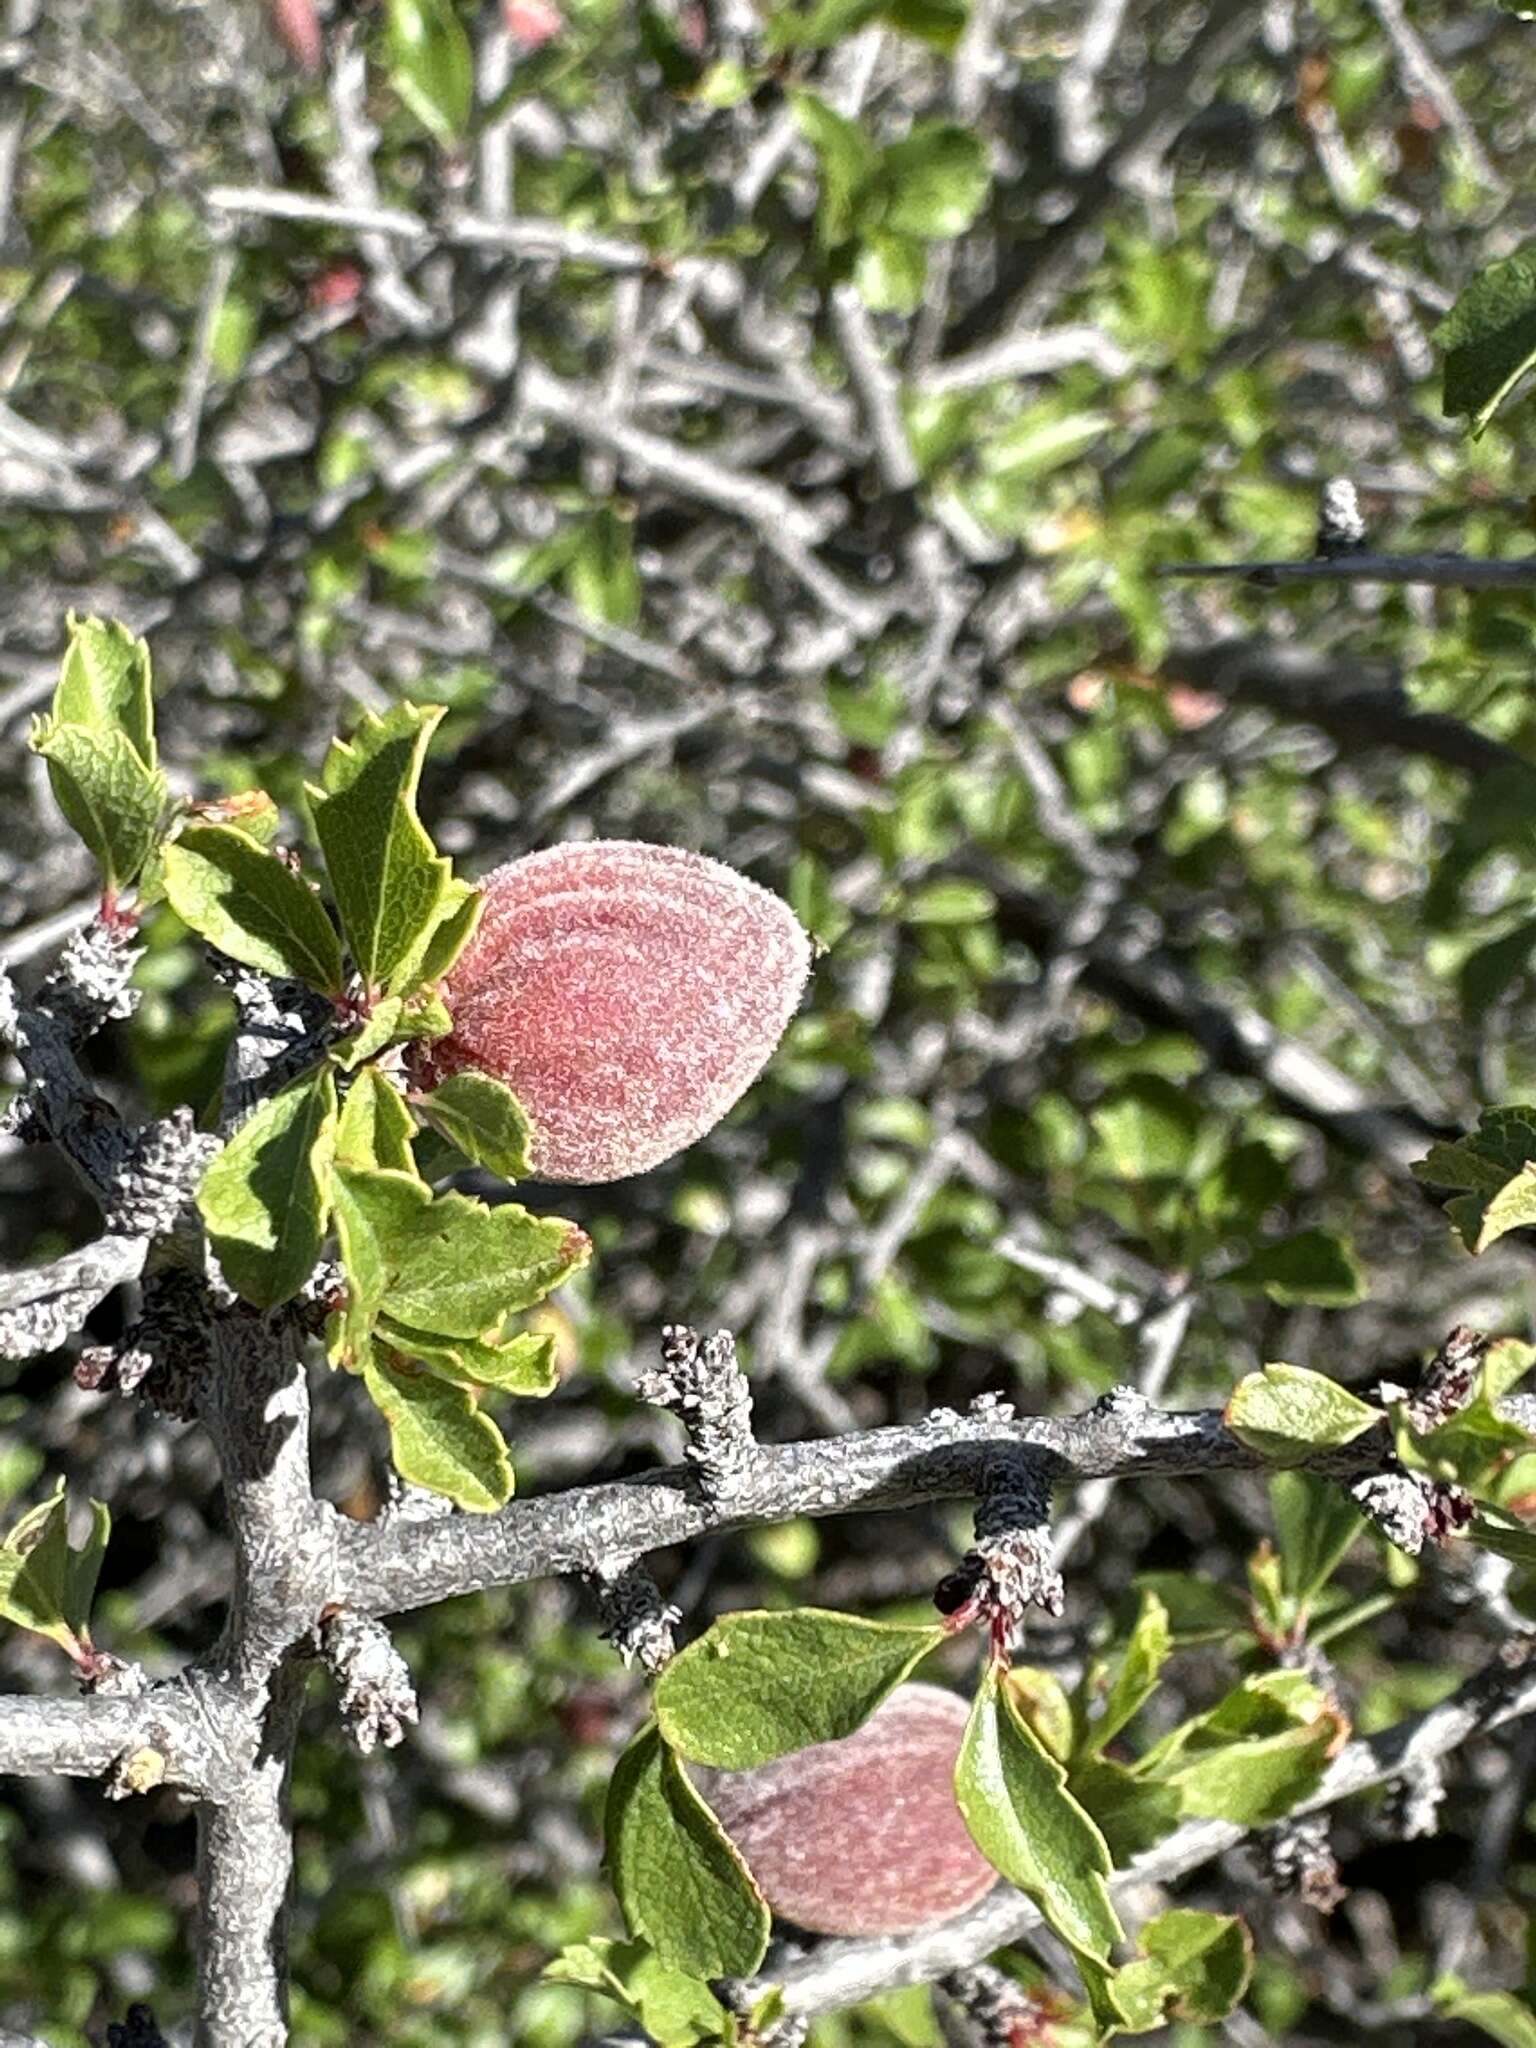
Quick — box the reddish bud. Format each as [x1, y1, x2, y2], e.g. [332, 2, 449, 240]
[309, 261, 365, 313]
[269, 0, 324, 72]
[428, 841, 811, 1183]
[503, 0, 564, 49]
[690, 1684, 996, 1937]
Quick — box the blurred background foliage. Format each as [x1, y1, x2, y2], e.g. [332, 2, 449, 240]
[4, 0, 1536, 2038]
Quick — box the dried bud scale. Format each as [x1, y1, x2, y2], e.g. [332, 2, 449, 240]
[692, 1684, 996, 1937]
[637, 1324, 756, 1498]
[1256, 1813, 1345, 1912]
[319, 1609, 419, 1755]
[426, 841, 811, 1183]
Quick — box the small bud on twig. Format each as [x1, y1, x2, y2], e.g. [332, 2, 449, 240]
[319, 1609, 419, 1754]
[588, 1559, 680, 1674]
[638, 1325, 757, 1500]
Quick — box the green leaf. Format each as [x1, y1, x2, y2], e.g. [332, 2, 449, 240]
[1223, 1228, 1366, 1306]
[331, 1164, 588, 1345]
[544, 1938, 730, 2048]
[385, 0, 472, 145]
[378, 1319, 558, 1396]
[791, 92, 880, 248]
[416, 1070, 534, 1181]
[566, 510, 641, 628]
[309, 703, 452, 997]
[1434, 1982, 1536, 2048]
[654, 1609, 945, 1768]
[1468, 1507, 1536, 1568]
[1091, 1076, 1200, 1181]
[1068, 1757, 1183, 1862]
[163, 823, 344, 994]
[0, 1486, 111, 1656]
[31, 722, 167, 895]
[1270, 1471, 1364, 1607]
[362, 1352, 513, 1509]
[1142, 1673, 1344, 1825]
[854, 231, 928, 314]
[605, 1724, 770, 1978]
[904, 878, 997, 926]
[1415, 1108, 1536, 1251]
[1225, 1363, 1383, 1465]
[198, 1065, 338, 1310]
[1111, 1909, 1253, 2030]
[335, 1066, 418, 1175]
[1005, 1666, 1074, 1763]
[1436, 249, 1536, 433]
[52, 615, 156, 767]
[881, 122, 991, 240]
[1092, 1590, 1171, 1751]
[955, 1667, 1122, 1964]
[414, 878, 484, 986]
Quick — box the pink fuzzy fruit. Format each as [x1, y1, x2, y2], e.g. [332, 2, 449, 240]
[269, 0, 323, 71]
[427, 840, 811, 1184]
[689, 1684, 996, 1938]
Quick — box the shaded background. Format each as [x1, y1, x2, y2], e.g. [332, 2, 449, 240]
[3, 0, 1536, 2039]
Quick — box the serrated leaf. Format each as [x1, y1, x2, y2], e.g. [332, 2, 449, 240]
[1416, 1108, 1536, 1250]
[385, 0, 472, 145]
[605, 1724, 770, 1979]
[1226, 1363, 1383, 1464]
[0, 1486, 110, 1655]
[310, 703, 451, 997]
[378, 1319, 558, 1395]
[163, 823, 344, 994]
[416, 1070, 534, 1181]
[1111, 1909, 1253, 2030]
[1436, 249, 1536, 433]
[199, 1065, 337, 1309]
[32, 722, 167, 894]
[331, 1164, 587, 1350]
[1223, 1229, 1366, 1306]
[362, 1351, 512, 1509]
[53, 615, 156, 767]
[1092, 1590, 1170, 1751]
[335, 1066, 417, 1174]
[655, 1610, 944, 1769]
[955, 1667, 1122, 1964]
[881, 122, 991, 240]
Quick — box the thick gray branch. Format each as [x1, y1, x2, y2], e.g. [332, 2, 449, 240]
[337, 1397, 1380, 1619]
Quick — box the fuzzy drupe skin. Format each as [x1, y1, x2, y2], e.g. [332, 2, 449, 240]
[691, 1684, 997, 1938]
[427, 840, 812, 1183]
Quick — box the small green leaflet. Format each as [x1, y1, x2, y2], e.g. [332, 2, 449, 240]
[1435, 249, 1536, 434]
[1225, 1363, 1383, 1465]
[163, 822, 344, 994]
[362, 1352, 512, 1510]
[1110, 1909, 1253, 2030]
[309, 703, 451, 997]
[1270, 1471, 1365, 1610]
[413, 878, 483, 987]
[604, 1724, 770, 1979]
[955, 1667, 1123, 1965]
[544, 1938, 730, 2048]
[52, 615, 156, 766]
[1467, 1508, 1536, 1569]
[199, 1064, 338, 1310]
[1139, 1671, 1344, 1826]
[0, 1485, 110, 1657]
[416, 1070, 534, 1181]
[1069, 1757, 1183, 1863]
[654, 1609, 945, 1768]
[1090, 1589, 1171, 1751]
[31, 722, 166, 896]
[377, 1319, 558, 1396]
[335, 1066, 417, 1175]
[385, 0, 472, 145]
[790, 92, 879, 249]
